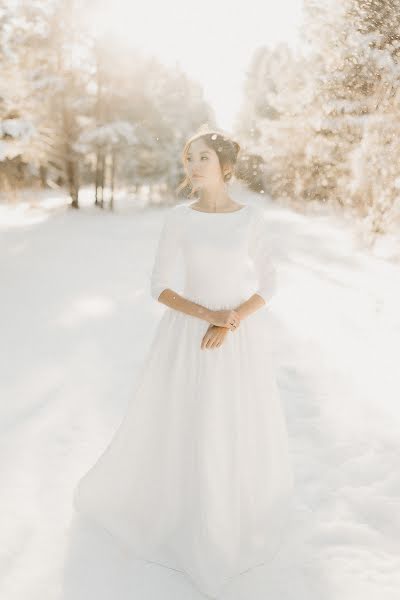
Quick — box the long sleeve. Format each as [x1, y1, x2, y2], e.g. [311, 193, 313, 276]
[249, 208, 277, 306]
[150, 207, 181, 302]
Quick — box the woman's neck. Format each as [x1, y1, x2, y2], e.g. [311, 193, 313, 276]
[194, 188, 238, 211]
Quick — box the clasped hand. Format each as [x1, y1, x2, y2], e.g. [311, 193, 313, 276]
[201, 309, 241, 350]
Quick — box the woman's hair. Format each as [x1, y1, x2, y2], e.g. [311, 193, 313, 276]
[176, 125, 241, 198]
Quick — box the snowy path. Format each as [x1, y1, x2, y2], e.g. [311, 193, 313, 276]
[1, 189, 399, 600]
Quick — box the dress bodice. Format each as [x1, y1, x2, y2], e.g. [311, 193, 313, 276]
[150, 202, 277, 311]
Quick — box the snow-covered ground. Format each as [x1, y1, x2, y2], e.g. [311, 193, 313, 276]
[1, 184, 399, 600]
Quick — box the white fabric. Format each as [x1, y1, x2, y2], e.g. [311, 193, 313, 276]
[150, 203, 277, 306]
[73, 202, 295, 599]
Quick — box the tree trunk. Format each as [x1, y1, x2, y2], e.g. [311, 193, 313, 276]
[109, 150, 115, 210]
[67, 157, 79, 208]
[99, 153, 105, 208]
[95, 147, 101, 205]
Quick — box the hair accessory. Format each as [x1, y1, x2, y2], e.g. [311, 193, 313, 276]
[189, 123, 240, 151]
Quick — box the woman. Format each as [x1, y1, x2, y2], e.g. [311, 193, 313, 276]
[73, 125, 295, 599]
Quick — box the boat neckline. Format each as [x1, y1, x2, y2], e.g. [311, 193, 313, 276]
[187, 203, 248, 214]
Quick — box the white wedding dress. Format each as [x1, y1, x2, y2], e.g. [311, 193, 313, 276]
[73, 200, 295, 598]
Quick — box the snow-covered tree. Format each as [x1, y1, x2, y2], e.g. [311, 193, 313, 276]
[0, 0, 213, 209]
[236, 0, 400, 244]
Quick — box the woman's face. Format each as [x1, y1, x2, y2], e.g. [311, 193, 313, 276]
[185, 137, 227, 190]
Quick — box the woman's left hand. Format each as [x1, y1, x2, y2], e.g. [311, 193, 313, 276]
[201, 324, 229, 350]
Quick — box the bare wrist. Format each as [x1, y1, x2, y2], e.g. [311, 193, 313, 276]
[195, 304, 214, 323]
[235, 306, 245, 320]
[205, 308, 214, 323]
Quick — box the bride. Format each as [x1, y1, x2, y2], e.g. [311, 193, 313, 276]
[73, 124, 295, 599]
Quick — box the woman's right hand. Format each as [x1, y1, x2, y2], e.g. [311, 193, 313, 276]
[208, 309, 241, 331]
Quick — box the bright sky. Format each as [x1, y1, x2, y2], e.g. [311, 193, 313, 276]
[87, 0, 304, 131]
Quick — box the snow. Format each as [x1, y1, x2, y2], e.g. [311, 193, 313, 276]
[1, 185, 399, 599]
[0, 118, 35, 140]
[74, 121, 138, 154]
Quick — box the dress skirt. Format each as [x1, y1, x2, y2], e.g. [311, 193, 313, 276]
[73, 291, 294, 599]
